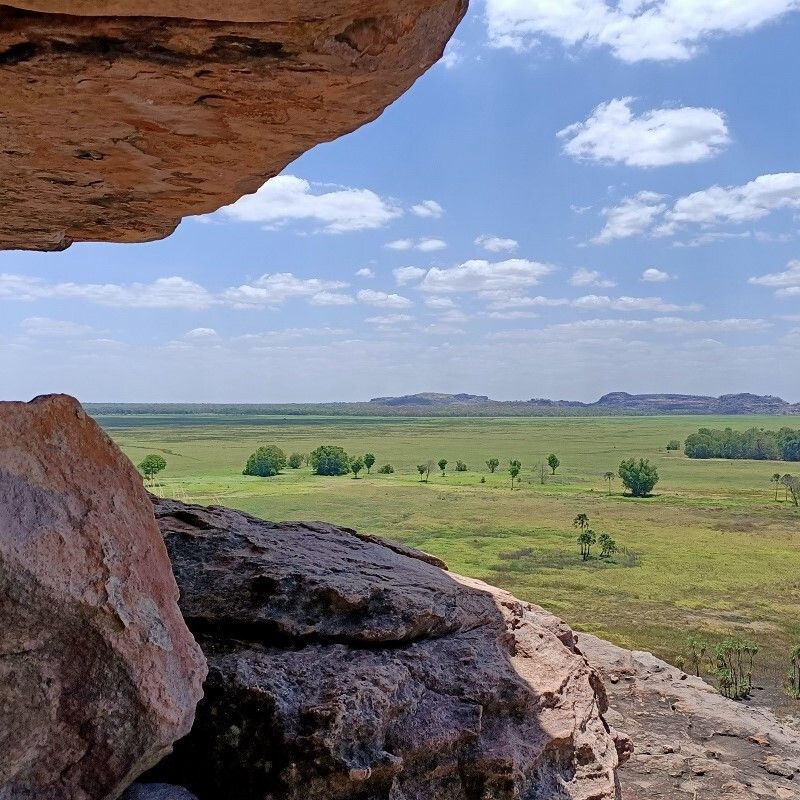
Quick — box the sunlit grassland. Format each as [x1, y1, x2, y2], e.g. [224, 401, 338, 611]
[100, 413, 800, 710]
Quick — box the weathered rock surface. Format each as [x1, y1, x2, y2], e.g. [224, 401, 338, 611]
[0, 395, 206, 800]
[120, 784, 198, 800]
[0, 0, 466, 251]
[145, 498, 625, 800]
[577, 632, 800, 799]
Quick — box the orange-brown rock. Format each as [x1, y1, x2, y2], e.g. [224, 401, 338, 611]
[0, 395, 207, 800]
[0, 1, 466, 251]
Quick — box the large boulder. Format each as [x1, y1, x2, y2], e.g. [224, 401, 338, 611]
[0, 395, 206, 800]
[0, 0, 466, 251]
[145, 498, 626, 800]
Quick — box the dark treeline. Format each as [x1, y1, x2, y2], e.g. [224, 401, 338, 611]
[684, 427, 800, 461]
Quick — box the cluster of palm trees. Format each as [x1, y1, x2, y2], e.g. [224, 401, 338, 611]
[573, 513, 617, 561]
[771, 472, 799, 505]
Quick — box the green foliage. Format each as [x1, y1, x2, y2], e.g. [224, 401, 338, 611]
[486, 457, 500, 473]
[138, 453, 167, 481]
[598, 533, 617, 558]
[288, 453, 303, 469]
[714, 637, 758, 700]
[417, 462, 432, 482]
[573, 513, 589, 531]
[350, 456, 364, 478]
[455, 460, 467, 472]
[686, 635, 707, 677]
[666, 439, 681, 451]
[377, 463, 394, 474]
[364, 453, 376, 474]
[438, 458, 448, 475]
[684, 426, 800, 461]
[480, 475, 486, 483]
[578, 529, 596, 560]
[309, 445, 351, 476]
[618, 458, 659, 497]
[603, 471, 615, 494]
[509, 459, 521, 489]
[242, 445, 286, 478]
[547, 453, 560, 474]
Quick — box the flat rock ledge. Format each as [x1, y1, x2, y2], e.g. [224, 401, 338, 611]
[144, 498, 626, 800]
[578, 633, 800, 799]
[0, 0, 466, 250]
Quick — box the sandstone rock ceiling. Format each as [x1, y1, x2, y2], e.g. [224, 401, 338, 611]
[0, 0, 466, 251]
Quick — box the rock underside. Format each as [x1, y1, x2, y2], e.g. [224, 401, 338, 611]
[0, 0, 466, 251]
[579, 633, 800, 799]
[143, 498, 625, 800]
[0, 395, 206, 800]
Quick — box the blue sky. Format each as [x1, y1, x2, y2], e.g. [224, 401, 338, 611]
[3, 0, 800, 403]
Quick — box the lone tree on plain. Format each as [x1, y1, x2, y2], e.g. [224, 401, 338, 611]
[288, 453, 303, 469]
[438, 458, 448, 476]
[573, 513, 589, 533]
[350, 456, 364, 479]
[666, 439, 681, 451]
[773, 472, 783, 501]
[604, 471, 615, 495]
[618, 458, 659, 497]
[547, 453, 560, 474]
[455, 460, 467, 472]
[243, 446, 286, 478]
[578, 529, 596, 561]
[364, 453, 375, 474]
[310, 445, 351, 476]
[509, 460, 521, 490]
[138, 454, 167, 483]
[486, 457, 500, 473]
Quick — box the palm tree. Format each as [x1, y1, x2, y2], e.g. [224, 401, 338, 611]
[573, 512, 589, 532]
[773, 473, 782, 501]
[604, 471, 614, 495]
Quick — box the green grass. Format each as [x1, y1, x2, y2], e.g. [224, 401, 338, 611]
[100, 413, 800, 711]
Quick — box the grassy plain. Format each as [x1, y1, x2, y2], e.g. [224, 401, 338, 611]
[99, 413, 800, 709]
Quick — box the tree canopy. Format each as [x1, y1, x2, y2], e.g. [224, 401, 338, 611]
[138, 454, 167, 481]
[243, 445, 287, 477]
[310, 445, 351, 476]
[618, 458, 659, 497]
[684, 426, 800, 461]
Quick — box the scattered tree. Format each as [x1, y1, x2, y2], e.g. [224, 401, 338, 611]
[547, 453, 560, 474]
[509, 460, 521, 490]
[377, 463, 394, 474]
[486, 457, 500, 473]
[417, 461, 433, 482]
[364, 453, 376, 474]
[788, 644, 800, 699]
[438, 458, 448, 476]
[538, 462, 547, 485]
[573, 513, 589, 532]
[618, 458, 659, 497]
[714, 637, 758, 700]
[578, 529, 596, 561]
[773, 472, 782, 501]
[350, 456, 364, 479]
[455, 460, 468, 472]
[310, 445, 351, 476]
[138, 454, 167, 483]
[598, 533, 617, 558]
[242, 446, 286, 478]
[288, 453, 303, 469]
[480, 476, 486, 484]
[686, 635, 707, 677]
[604, 471, 615, 495]
[666, 439, 681, 451]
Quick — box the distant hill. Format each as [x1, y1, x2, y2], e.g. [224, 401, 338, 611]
[86, 391, 800, 420]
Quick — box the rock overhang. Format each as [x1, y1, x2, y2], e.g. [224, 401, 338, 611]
[0, 0, 467, 251]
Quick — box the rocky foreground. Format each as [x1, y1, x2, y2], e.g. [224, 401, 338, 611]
[3, 395, 800, 800]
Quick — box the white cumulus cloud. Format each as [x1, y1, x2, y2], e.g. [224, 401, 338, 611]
[749, 260, 800, 296]
[485, 0, 800, 62]
[411, 200, 444, 218]
[221, 273, 348, 309]
[357, 289, 413, 309]
[593, 191, 667, 244]
[642, 268, 673, 282]
[420, 258, 554, 294]
[393, 267, 427, 286]
[559, 98, 729, 167]
[474, 234, 519, 253]
[218, 175, 402, 233]
[569, 268, 615, 288]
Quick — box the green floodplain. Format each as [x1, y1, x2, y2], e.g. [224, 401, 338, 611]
[98, 412, 800, 712]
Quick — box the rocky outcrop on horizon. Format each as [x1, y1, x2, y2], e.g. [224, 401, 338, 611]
[0, 0, 466, 251]
[143, 497, 626, 800]
[0, 395, 206, 800]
